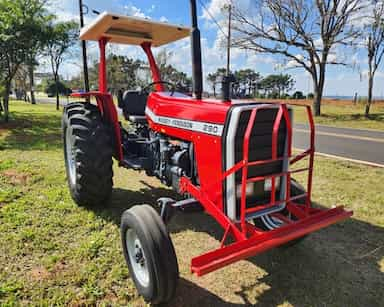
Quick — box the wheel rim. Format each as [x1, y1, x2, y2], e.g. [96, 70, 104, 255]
[65, 127, 77, 186]
[126, 229, 150, 287]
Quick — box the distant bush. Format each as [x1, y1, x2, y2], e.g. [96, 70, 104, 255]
[280, 93, 290, 99]
[291, 91, 305, 99]
[45, 81, 72, 96]
[307, 93, 314, 99]
[268, 92, 280, 99]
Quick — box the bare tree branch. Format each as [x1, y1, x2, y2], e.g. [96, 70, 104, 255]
[231, 0, 365, 115]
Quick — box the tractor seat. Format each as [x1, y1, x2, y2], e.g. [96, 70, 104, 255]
[128, 115, 147, 124]
[118, 90, 147, 119]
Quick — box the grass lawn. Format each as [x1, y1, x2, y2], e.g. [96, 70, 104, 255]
[293, 102, 384, 131]
[0, 101, 383, 306]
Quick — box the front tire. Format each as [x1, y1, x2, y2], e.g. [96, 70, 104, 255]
[62, 102, 113, 206]
[121, 205, 179, 304]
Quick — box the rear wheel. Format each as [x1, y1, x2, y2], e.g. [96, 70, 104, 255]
[121, 205, 179, 304]
[62, 102, 113, 206]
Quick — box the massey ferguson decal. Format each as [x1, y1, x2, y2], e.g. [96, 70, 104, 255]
[145, 107, 223, 136]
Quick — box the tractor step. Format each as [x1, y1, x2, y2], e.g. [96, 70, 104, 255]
[191, 206, 352, 276]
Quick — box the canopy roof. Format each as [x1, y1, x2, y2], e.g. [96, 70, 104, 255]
[80, 12, 191, 47]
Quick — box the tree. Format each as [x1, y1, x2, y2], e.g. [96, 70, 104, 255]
[0, 0, 52, 122]
[156, 49, 192, 92]
[207, 73, 218, 96]
[14, 65, 29, 101]
[45, 80, 71, 96]
[106, 55, 143, 94]
[44, 21, 78, 110]
[364, 0, 384, 117]
[291, 91, 305, 99]
[258, 74, 295, 98]
[232, 0, 365, 116]
[206, 67, 227, 97]
[233, 69, 262, 98]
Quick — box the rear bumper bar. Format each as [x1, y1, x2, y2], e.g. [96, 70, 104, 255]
[191, 206, 352, 276]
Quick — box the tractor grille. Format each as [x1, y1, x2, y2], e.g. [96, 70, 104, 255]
[224, 104, 290, 220]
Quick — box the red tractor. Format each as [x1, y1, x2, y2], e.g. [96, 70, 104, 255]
[63, 1, 352, 304]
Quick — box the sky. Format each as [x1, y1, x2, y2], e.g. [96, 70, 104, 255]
[43, 0, 384, 97]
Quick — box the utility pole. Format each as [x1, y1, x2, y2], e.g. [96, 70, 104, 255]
[226, 4, 232, 76]
[79, 0, 90, 101]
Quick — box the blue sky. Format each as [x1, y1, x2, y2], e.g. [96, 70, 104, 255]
[44, 0, 384, 97]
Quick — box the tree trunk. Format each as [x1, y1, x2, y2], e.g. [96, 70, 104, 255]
[365, 73, 374, 117]
[3, 82, 11, 122]
[29, 64, 36, 104]
[312, 65, 326, 116]
[55, 74, 59, 111]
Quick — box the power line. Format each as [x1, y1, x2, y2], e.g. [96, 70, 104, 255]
[197, 0, 228, 39]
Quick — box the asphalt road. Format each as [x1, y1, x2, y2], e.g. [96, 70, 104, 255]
[36, 97, 69, 105]
[293, 124, 384, 167]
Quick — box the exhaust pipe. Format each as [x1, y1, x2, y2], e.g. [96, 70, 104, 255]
[190, 0, 203, 100]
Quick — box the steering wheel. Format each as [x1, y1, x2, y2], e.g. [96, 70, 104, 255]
[141, 81, 176, 96]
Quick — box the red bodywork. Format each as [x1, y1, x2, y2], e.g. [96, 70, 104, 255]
[72, 39, 352, 276]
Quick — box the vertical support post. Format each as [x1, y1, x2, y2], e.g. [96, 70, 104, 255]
[241, 109, 257, 234]
[282, 105, 293, 207]
[141, 42, 164, 92]
[306, 105, 315, 214]
[78, 0, 90, 101]
[271, 106, 283, 206]
[98, 38, 108, 93]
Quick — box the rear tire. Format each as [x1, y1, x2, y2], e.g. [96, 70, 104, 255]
[62, 102, 113, 206]
[121, 205, 179, 304]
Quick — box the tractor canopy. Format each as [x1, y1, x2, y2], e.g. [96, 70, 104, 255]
[80, 12, 191, 46]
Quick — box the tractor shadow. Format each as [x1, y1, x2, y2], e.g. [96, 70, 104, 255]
[88, 186, 384, 307]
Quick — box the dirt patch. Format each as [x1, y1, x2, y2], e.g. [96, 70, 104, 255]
[1, 169, 30, 185]
[52, 260, 67, 274]
[0, 119, 33, 133]
[30, 266, 51, 281]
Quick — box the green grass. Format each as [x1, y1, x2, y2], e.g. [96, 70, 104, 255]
[0, 101, 383, 306]
[293, 102, 384, 130]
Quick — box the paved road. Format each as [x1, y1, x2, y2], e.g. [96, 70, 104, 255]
[293, 124, 384, 167]
[36, 97, 69, 105]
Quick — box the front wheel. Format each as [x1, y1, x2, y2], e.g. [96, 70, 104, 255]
[121, 205, 179, 304]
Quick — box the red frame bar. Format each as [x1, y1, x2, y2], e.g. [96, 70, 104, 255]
[98, 37, 109, 93]
[191, 206, 352, 276]
[178, 103, 351, 276]
[141, 42, 164, 92]
[240, 108, 257, 233]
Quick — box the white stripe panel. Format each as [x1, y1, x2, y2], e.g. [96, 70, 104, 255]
[145, 107, 224, 136]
